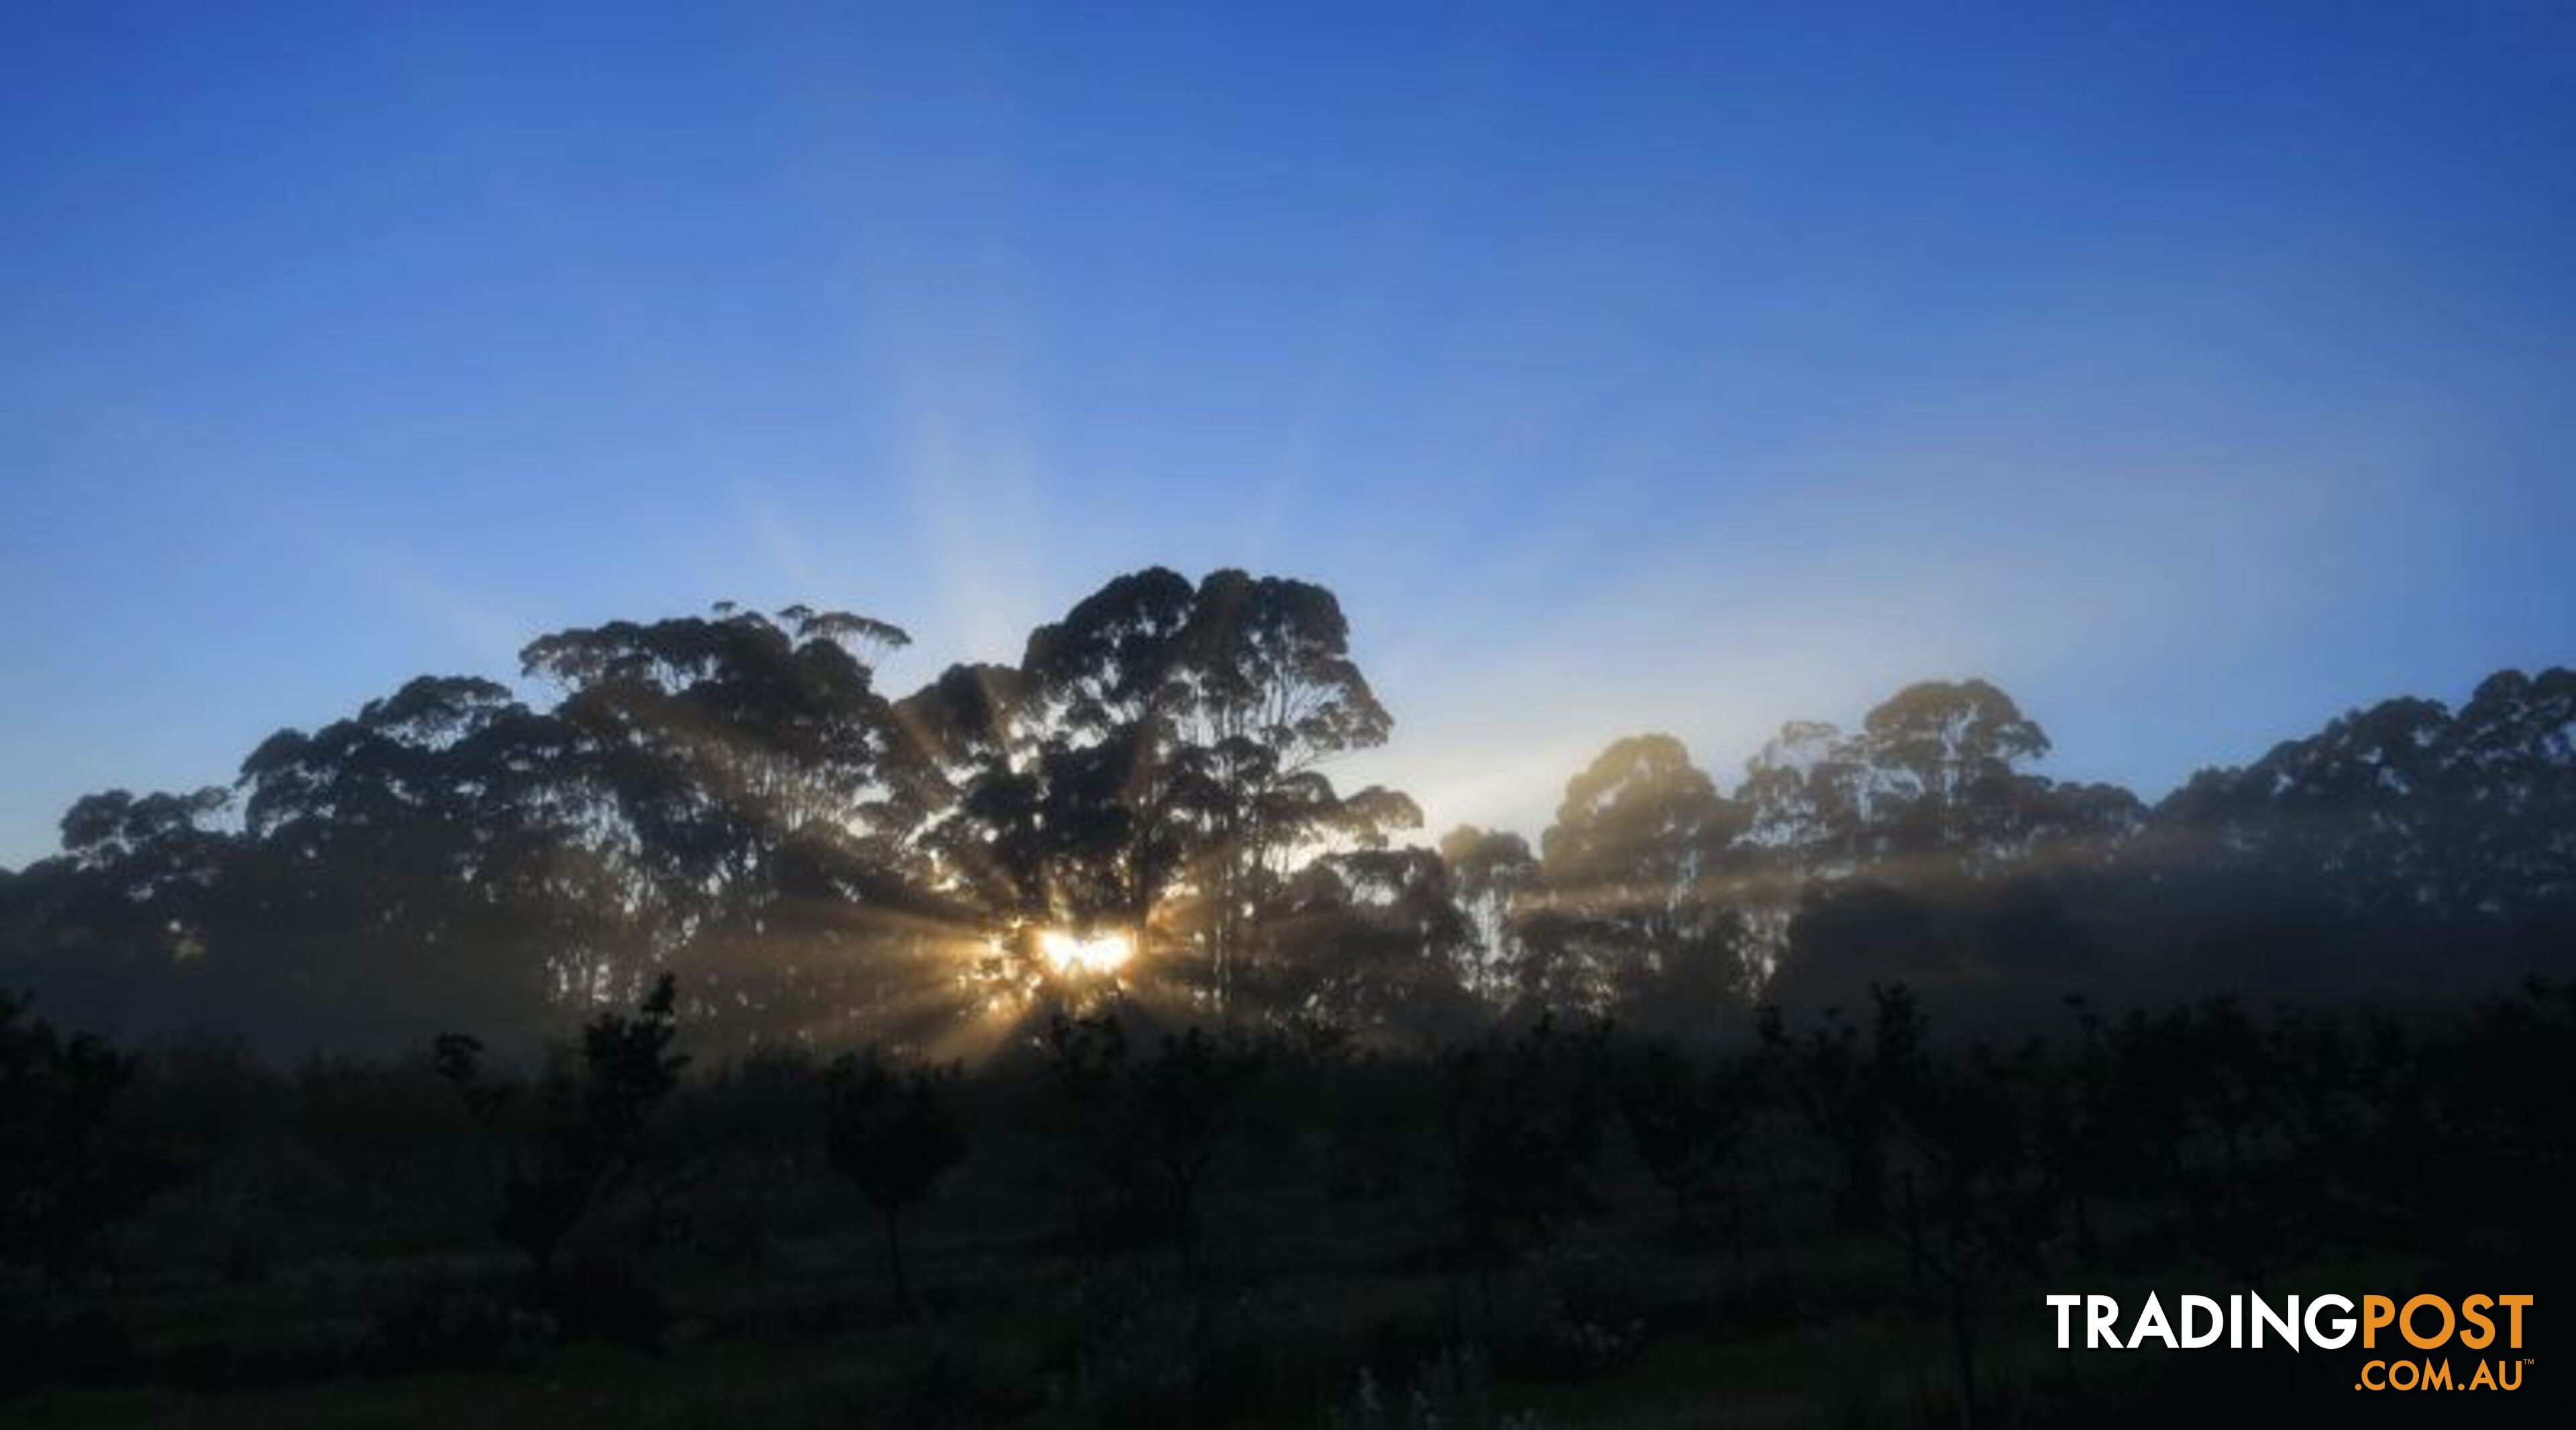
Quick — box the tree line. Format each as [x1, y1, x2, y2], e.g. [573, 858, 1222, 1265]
[1, 566, 2570, 1056]
[6, 965, 2569, 1423]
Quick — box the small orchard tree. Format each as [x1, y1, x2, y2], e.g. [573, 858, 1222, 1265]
[823, 1049, 968, 1315]
[1615, 1041, 1752, 1249]
[1130, 1026, 1261, 1274]
[435, 974, 689, 1283]
[0, 992, 157, 1288]
[1757, 984, 1930, 1231]
[1043, 1012, 1260, 1273]
[1442, 1014, 1615, 1276]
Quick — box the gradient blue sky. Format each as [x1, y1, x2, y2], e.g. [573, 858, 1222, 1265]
[4, 1, 2572, 869]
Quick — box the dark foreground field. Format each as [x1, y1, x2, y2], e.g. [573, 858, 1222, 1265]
[5, 980, 2569, 1429]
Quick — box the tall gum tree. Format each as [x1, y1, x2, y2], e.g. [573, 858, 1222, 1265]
[902, 568, 1401, 1018]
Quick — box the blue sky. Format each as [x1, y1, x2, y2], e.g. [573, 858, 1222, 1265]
[3, 1, 2572, 868]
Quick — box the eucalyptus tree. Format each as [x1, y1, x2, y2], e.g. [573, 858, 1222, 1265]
[1170, 568, 1396, 1003]
[2159, 670, 2576, 923]
[1439, 825, 1541, 1007]
[1736, 680, 2081, 886]
[892, 662, 1036, 911]
[1525, 734, 1748, 1027]
[2439, 667, 2576, 921]
[1858, 678, 2053, 864]
[4, 786, 239, 1037]
[516, 605, 945, 1041]
[901, 568, 1403, 1020]
[902, 571, 1205, 994]
[173, 605, 943, 1052]
[2144, 665, 2576, 992]
[1740, 682, 2161, 1017]
[231, 675, 582, 1048]
[1264, 846, 1481, 1043]
[1767, 878, 1950, 1021]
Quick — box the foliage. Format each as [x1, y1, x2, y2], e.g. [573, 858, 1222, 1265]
[1442, 1015, 1614, 1268]
[1044, 1011, 1263, 1270]
[435, 974, 688, 1286]
[824, 1048, 969, 1312]
[1613, 1041, 1752, 1231]
[0, 989, 160, 1285]
[0, 974, 2569, 1424]
[5, 569, 2571, 1060]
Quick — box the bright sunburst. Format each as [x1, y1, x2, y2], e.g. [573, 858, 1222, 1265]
[1036, 928, 1133, 976]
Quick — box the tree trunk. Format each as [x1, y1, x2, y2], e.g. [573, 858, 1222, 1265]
[1727, 1172, 1747, 1279]
[1948, 1276, 1980, 1430]
[882, 1204, 910, 1317]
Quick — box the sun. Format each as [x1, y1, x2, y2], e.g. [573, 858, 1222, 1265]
[1036, 927, 1133, 976]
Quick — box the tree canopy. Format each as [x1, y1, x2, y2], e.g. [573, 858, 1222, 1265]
[2, 569, 2570, 1057]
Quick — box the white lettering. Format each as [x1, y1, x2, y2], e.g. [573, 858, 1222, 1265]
[2251, 1292, 2300, 1350]
[2306, 1294, 2355, 1350]
[2088, 1294, 2121, 1349]
[2180, 1294, 2223, 1349]
[2128, 1293, 2178, 1350]
[2047, 1294, 2082, 1349]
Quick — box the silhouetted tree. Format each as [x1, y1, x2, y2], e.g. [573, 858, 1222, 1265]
[8, 578, 2573, 1068]
[1891, 1037, 2056, 1430]
[0, 992, 156, 1286]
[824, 1049, 969, 1315]
[0, 787, 238, 1043]
[1042, 1011, 1260, 1272]
[909, 569, 1405, 1019]
[1523, 735, 1747, 1027]
[1442, 1014, 1613, 1272]
[519, 607, 941, 1040]
[2143, 666, 2576, 998]
[1129, 1026, 1262, 1274]
[231, 676, 576, 1049]
[1859, 679, 2050, 866]
[436, 974, 690, 1282]
[1263, 848, 1481, 1044]
[1615, 1041, 1752, 1249]
[1768, 878, 1948, 1019]
[1440, 825, 1540, 1005]
[1758, 984, 1930, 1231]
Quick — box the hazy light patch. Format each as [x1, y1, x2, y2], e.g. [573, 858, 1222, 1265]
[1317, 278, 2465, 846]
[1338, 518, 2046, 842]
[1340, 506, 2339, 846]
[834, 257, 1058, 664]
